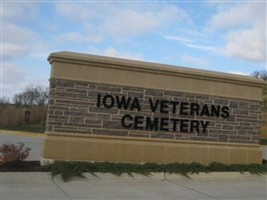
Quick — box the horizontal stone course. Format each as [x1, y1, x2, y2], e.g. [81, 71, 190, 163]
[92, 129, 128, 136]
[46, 79, 262, 144]
[97, 85, 121, 92]
[151, 133, 175, 139]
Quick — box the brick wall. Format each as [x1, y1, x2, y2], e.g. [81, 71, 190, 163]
[46, 79, 262, 144]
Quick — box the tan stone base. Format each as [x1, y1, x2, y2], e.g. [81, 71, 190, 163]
[41, 133, 263, 165]
[261, 124, 267, 139]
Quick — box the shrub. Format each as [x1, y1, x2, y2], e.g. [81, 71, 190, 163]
[47, 161, 267, 182]
[0, 143, 31, 164]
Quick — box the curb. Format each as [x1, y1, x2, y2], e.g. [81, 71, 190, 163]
[0, 129, 45, 138]
[1, 172, 265, 181]
[78, 172, 267, 181]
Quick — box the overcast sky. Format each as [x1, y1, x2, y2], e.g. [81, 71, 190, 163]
[1, 1, 267, 98]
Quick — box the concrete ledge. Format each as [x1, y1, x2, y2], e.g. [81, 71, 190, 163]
[48, 51, 264, 87]
[46, 132, 260, 147]
[261, 124, 267, 139]
[0, 129, 45, 138]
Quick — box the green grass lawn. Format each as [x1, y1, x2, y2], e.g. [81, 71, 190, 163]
[263, 86, 267, 95]
[2, 123, 46, 133]
[260, 139, 267, 145]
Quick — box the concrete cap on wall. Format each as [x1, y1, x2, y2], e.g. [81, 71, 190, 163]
[48, 51, 265, 88]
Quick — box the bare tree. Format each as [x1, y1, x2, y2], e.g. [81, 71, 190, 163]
[251, 70, 267, 81]
[0, 96, 10, 104]
[0, 96, 11, 109]
[252, 70, 267, 111]
[13, 85, 49, 106]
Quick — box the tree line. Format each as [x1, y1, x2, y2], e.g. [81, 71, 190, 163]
[0, 85, 48, 107]
[251, 70, 267, 81]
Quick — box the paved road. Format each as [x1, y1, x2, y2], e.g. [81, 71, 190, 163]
[1, 172, 266, 200]
[0, 133, 44, 161]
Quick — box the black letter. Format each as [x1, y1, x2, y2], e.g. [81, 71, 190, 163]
[134, 116, 144, 129]
[116, 96, 131, 110]
[200, 121, 209, 133]
[180, 119, 189, 132]
[170, 101, 179, 114]
[211, 105, 220, 117]
[97, 94, 101, 107]
[221, 106, 230, 118]
[121, 115, 133, 128]
[200, 104, 210, 116]
[190, 120, 199, 133]
[160, 100, 169, 114]
[149, 98, 159, 112]
[130, 98, 141, 111]
[180, 102, 189, 115]
[160, 118, 169, 131]
[170, 118, 180, 132]
[146, 117, 158, 131]
[103, 95, 114, 108]
[190, 103, 200, 116]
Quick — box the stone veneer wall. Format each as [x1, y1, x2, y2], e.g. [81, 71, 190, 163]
[47, 79, 262, 144]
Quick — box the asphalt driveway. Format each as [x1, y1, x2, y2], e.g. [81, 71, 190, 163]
[0, 132, 44, 161]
